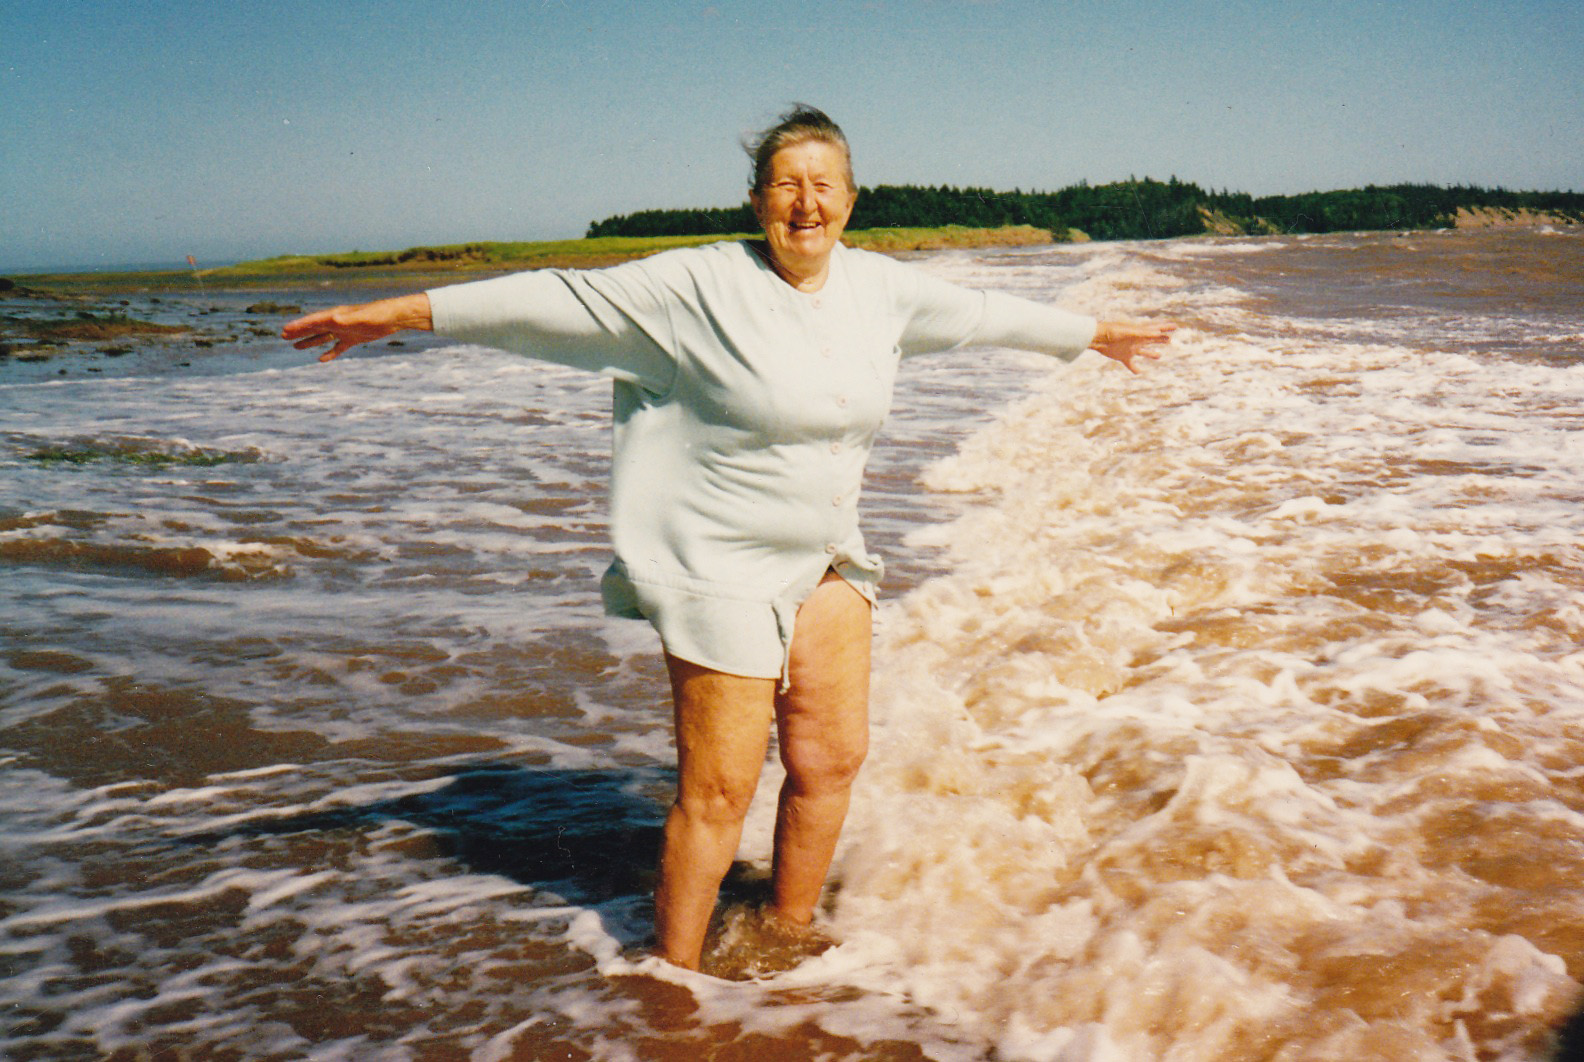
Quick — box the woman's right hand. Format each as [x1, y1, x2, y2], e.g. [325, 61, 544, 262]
[281, 293, 434, 362]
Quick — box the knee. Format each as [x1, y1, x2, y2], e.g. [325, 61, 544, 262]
[674, 775, 759, 827]
[782, 732, 868, 795]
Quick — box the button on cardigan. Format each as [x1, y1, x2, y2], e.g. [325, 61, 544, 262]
[426, 240, 1096, 686]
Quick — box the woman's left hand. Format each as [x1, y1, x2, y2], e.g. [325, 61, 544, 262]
[1091, 320, 1178, 374]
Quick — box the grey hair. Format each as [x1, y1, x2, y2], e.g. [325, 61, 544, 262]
[744, 104, 855, 193]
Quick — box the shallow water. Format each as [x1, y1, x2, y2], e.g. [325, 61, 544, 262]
[3, 228, 1582, 1060]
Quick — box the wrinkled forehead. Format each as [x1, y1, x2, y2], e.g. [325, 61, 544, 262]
[763, 139, 854, 189]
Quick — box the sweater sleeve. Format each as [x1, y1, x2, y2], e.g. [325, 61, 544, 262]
[894, 263, 1097, 361]
[426, 259, 679, 395]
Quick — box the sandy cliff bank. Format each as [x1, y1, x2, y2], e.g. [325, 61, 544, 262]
[1456, 206, 1580, 229]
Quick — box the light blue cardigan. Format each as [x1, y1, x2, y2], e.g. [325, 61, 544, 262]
[428, 240, 1096, 686]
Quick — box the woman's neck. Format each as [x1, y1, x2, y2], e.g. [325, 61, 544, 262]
[752, 241, 831, 293]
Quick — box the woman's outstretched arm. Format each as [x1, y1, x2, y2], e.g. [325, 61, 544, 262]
[281, 293, 434, 363]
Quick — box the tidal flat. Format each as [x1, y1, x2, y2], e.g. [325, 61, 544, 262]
[0, 226, 1060, 377]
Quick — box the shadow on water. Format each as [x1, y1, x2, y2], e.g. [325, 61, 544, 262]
[1556, 1002, 1584, 1062]
[194, 763, 679, 903]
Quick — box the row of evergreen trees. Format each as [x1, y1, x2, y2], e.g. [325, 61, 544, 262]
[585, 179, 1584, 242]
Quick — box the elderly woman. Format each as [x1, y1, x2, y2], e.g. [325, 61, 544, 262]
[282, 105, 1175, 972]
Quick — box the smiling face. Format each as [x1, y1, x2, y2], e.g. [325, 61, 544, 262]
[749, 140, 857, 289]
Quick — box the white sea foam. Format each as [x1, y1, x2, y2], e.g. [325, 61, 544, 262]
[753, 234, 1584, 1059]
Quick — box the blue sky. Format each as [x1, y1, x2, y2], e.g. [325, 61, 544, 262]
[2, 0, 1580, 271]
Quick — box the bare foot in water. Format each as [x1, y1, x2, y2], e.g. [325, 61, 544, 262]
[699, 904, 836, 980]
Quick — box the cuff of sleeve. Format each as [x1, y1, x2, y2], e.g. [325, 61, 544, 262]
[424, 283, 462, 336]
[1078, 315, 1099, 353]
[980, 290, 1097, 359]
[424, 271, 556, 337]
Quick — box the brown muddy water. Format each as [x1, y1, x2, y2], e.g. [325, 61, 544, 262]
[3, 227, 1583, 1060]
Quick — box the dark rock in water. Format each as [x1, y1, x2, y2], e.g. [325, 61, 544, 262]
[245, 301, 302, 315]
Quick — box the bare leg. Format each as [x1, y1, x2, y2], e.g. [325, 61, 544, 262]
[652, 572, 871, 967]
[653, 658, 775, 970]
[769, 571, 872, 925]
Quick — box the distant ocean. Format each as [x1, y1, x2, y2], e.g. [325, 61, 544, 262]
[3, 227, 1582, 1060]
[3, 259, 197, 276]
[0, 257, 250, 276]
